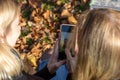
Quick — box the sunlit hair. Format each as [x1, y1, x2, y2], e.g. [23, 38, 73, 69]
[0, 0, 23, 80]
[72, 9, 120, 80]
[67, 10, 88, 54]
[0, 44, 23, 80]
[0, 0, 20, 33]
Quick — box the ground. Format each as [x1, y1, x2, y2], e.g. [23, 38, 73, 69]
[15, 0, 89, 74]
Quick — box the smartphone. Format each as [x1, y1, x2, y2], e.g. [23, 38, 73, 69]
[58, 24, 75, 60]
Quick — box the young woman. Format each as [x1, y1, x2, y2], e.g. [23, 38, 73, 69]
[66, 8, 120, 80]
[0, 0, 23, 79]
[0, 0, 65, 80]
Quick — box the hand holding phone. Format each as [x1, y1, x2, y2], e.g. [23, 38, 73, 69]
[58, 24, 75, 60]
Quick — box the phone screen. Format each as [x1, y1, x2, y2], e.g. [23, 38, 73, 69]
[58, 24, 74, 60]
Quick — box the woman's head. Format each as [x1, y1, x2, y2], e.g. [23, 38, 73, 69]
[0, 0, 23, 79]
[0, 0, 21, 46]
[72, 9, 120, 80]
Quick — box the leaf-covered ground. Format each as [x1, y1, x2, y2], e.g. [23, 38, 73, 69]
[15, 0, 90, 74]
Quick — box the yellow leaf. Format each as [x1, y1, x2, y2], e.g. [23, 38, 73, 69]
[61, 9, 71, 17]
[43, 10, 50, 19]
[32, 10, 36, 17]
[22, 54, 36, 74]
[64, 3, 71, 9]
[68, 15, 77, 24]
[34, 16, 40, 23]
[56, 1, 62, 5]
[27, 55, 37, 67]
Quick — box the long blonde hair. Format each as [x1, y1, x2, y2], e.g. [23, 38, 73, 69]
[0, 0, 23, 80]
[0, 44, 23, 80]
[73, 9, 120, 80]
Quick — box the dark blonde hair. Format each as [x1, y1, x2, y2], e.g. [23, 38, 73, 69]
[72, 9, 120, 80]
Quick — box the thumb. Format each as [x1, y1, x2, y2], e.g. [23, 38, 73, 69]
[56, 60, 66, 68]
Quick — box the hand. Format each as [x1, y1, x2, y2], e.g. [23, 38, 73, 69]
[65, 48, 77, 73]
[47, 40, 66, 74]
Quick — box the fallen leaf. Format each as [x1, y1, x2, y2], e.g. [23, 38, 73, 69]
[34, 16, 41, 23]
[68, 15, 77, 24]
[56, 1, 62, 5]
[27, 55, 37, 67]
[64, 3, 72, 9]
[43, 10, 50, 19]
[31, 10, 36, 17]
[61, 9, 71, 17]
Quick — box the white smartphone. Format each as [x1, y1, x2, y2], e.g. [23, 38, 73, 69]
[58, 24, 75, 60]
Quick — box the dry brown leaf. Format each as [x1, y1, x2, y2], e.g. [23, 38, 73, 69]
[40, 4, 44, 12]
[61, 9, 71, 17]
[43, 45, 51, 50]
[68, 15, 77, 24]
[36, 23, 42, 29]
[22, 37, 27, 43]
[21, 44, 26, 50]
[44, 28, 50, 33]
[64, 3, 72, 9]
[34, 16, 41, 23]
[56, 1, 62, 5]
[43, 10, 51, 19]
[19, 21, 27, 27]
[29, 0, 38, 9]
[31, 10, 36, 17]
[36, 43, 41, 48]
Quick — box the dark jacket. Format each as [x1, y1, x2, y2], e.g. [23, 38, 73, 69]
[18, 65, 55, 80]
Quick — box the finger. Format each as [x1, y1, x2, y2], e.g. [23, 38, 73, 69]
[52, 39, 59, 59]
[54, 39, 59, 53]
[49, 49, 54, 61]
[49, 48, 54, 55]
[66, 60, 72, 73]
[58, 33, 61, 41]
[65, 48, 72, 60]
[56, 60, 66, 68]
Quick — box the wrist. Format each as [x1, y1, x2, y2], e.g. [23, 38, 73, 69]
[47, 64, 56, 74]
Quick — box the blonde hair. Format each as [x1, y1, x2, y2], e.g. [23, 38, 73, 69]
[0, 0, 23, 80]
[72, 9, 120, 80]
[67, 10, 88, 53]
[0, 44, 23, 80]
[0, 0, 20, 33]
